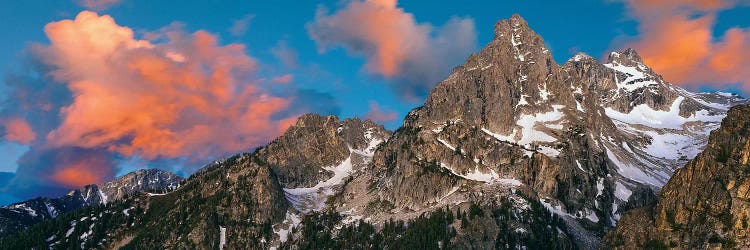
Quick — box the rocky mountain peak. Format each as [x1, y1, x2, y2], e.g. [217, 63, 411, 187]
[607, 48, 644, 66]
[99, 168, 182, 201]
[568, 52, 597, 63]
[293, 113, 340, 128]
[490, 14, 550, 62]
[259, 113, 390, 188]
[493, 14, 530, 38]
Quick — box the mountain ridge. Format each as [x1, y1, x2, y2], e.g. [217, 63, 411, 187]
[0, 168, 182, 237]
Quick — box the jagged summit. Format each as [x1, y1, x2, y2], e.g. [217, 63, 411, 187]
[568, 52, 596, 63]
[493, 14, 533, 39]
[607, 48, 644, 66]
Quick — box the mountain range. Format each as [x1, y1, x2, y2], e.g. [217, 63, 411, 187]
[0, 169, 182, 238]
[0, 14, 747, 249]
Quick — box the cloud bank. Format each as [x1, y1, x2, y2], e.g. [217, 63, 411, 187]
[1, 11, 337, 199]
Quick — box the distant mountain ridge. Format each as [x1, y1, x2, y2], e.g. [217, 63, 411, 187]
[0, 169, 182, 237]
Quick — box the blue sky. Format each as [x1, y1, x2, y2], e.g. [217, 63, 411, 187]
[0, 0, 748, 203]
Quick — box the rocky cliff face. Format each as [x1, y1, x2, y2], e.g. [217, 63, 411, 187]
[603, 104, 750, 249]
[258, 114, 389, 189]
[0, 169, 182, 237]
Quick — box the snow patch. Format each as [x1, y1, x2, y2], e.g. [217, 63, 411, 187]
[517, 94, 529, 107]
[614, 182, 633, 201]
[596, 178, 604, 197]
[438, 162, 522, 186]
[572, 54, 587, 62]
[539, 85, 550, 100]
[537, 146, 560, 157]
[576, 100, 585, 112]
[604, 62, 658, 91]
[65, 221, 77, 238]
[274, 212, 302, 244]
[122, 207, 133, 216]
[605, 97, 723, 130]
[219, 226, 226, 250]
[437, 138, 456, 151]
[585, 210, 600, 223]
[482, 105, 565, 157]
[98, 190, 108, 204]
[440, 163, 496, 183]
[576, 160, 586, 173]
[642, 130, 701, 160]
[606, 146, 661, 186]
[44, 202, 58, 218]
[540, 198, 572, 218]
[496, 178, 523, 186]
[284, 156, 353, 212]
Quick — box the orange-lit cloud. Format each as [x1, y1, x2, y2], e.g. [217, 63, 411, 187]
[49, 153, 114, 187]
[363, 101, 398, 123]
[307, 0, 476, 100]
[77, 0, 121, 10]
[34, 11, 297, 161]
[3, 11, 341, 199]
[1, 118, 36, 144]
[619, 0, 750, 91]
[272, 74, 294, 83]
[9, 147, 116, 196]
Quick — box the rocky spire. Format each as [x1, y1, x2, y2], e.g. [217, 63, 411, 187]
[606, 48, 645, 67]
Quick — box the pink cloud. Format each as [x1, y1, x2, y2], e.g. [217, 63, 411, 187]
[2, 118, 36, 144]
[35, 11, 297, 161]
[272, 74, 294, 83]
[48, 151, 115, 188]
[363, 101, 398, 123]
[307, 0, 476, 100]
[1, 11, 344, 197]
[618, 0, 750, 91]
